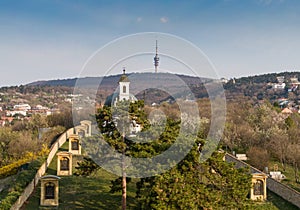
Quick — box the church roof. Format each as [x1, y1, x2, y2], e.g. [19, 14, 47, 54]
[119, 74, 129, 82]
[119, 68, 130, 82]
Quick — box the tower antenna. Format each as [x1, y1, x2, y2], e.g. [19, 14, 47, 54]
[154, 40, 159, 73]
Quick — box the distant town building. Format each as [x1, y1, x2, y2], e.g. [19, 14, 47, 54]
[281, 107, 293, 114]
[13, 103, 31, 111]
[290, 77, 300, 85]
[277, 76, 284, 83]
[6, 110, 27, 117]
[221, 78, 228, 83]
[273, 76, 286, 89]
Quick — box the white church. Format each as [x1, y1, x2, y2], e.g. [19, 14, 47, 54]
[104, 68, 137, 107]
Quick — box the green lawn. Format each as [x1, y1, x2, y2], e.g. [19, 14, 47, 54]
[268, 160, 300, 192]
[266, 190, 299, 210]
[22, 169, 138, 210]
[22, 141, 138, 210]
[20, 142, 298, 209]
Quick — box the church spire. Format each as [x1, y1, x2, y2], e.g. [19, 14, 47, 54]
[154, 40, 159, 73]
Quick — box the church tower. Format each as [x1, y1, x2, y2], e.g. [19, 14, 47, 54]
[118, 68, 130, 101]
[154, 40, 159, 73]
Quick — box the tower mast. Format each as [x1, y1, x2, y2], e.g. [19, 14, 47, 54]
[154, 40, 159, 73]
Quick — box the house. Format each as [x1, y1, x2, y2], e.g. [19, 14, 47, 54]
[13, 104, 31, 111]
[281, 108, 293, 114]
[273, 76, 286, 89]
[270, 171, 286, 181]
[6, 110, 27, 117]
[0, 116, 14, 125]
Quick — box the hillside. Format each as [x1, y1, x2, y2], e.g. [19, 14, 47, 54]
[26, 73, 206, 87]
[25, 71, 300, 103]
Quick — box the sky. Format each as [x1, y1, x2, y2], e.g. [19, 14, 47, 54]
[1, 0, 300, 86]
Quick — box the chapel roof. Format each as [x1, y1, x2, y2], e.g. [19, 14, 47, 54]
[119, 68, 130, 83]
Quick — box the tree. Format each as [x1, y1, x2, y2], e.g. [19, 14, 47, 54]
[74, 157, 100, 176]
[47, 108, 73, 129]
[136, 151, 252, 209]
[84, 100, 255, 209]
[88, 100, 149, 210]
[286, 144, 300, 183]
[268, 127, 289, 171]
[246, 146, 270, 171]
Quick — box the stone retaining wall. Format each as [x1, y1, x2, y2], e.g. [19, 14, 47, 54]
[225, 153, 300, 208]
[10, 127, 75, 210]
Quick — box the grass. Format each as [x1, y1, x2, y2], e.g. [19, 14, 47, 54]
[266, 190, 299, 210]
[20, 142, 300, 209]
[22, 141, 138, 210]
[22, 169, 138, 210]
[0, 157, 46, 210]
[268, 160, 300, 192]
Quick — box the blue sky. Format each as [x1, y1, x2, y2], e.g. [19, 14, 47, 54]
[1, 0, 300, 86]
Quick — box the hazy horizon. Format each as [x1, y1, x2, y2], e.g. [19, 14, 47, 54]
[2, 69, 299, 89]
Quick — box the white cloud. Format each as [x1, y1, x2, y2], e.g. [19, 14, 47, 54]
[160, 17, 168, 23]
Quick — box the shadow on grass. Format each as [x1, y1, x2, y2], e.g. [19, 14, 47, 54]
[267, 190, 299, 210]
[22, 169, 138, 210]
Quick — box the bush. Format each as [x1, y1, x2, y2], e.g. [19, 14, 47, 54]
[0, 157, 45, 210]
[0, 153, 36, 179]
[0, 146, 49, 179]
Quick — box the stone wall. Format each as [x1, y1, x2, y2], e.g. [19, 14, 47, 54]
[10, 127, 75, 210]
[267, 177, 300, 208]
[225, 153, 300, 208]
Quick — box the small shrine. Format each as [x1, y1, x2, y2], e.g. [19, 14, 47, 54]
[57, 151, 72, 176]
[68, 134, 81, 155]
[250, 172, 267, 201]
[80, 120, 92, 137]
[75, 125, 87, 138]
[40, 175, 60, 207]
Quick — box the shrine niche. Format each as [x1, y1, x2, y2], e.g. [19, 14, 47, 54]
[250, 172, 267, 201]
[57, 151, 72, 176]
[68, 134, 81, 155]
[40, 175, 60, 207]
[75, 125, 87, 138]
[80, 120, 92, 137]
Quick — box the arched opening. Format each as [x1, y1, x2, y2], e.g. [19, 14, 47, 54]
[45, 182, 55, 199]
[60, 157, 69, 171]
[71, 139, 79, 150]
[123, 85, 126, 93]
[254, 180, 263, 195]
[78, 130, 85, 138]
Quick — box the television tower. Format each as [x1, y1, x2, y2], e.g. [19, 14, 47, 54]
[154, 40, 159, 73]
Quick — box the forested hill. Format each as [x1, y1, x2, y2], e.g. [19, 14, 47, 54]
[224, 71, 300, 101]
[27, 73, 206, 87]
[27, 71, 300, 87]
[231, 71, 300, 84]
[21, 71, 300, 102]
